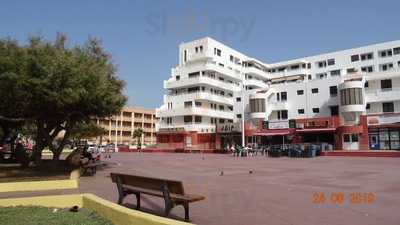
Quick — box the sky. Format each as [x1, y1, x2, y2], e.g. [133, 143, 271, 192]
[1, 0, 399, 108]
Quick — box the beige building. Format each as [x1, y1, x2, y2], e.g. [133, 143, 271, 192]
[91, 106, 157, 146]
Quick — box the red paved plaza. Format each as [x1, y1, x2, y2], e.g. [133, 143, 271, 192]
[1, 153, 400, 225]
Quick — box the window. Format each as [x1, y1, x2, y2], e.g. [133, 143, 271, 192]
[230, 55, 234, 62]
[236, 114, 242, 119]
[236, 97, 241, 102]
[317, 61, 327, 68]
[195, 47, 198, 53]
[277, 110, 288, 120]
[383, 102, 394, 113]
[276, 93, 280, 101]
[280, 92, 287, 101]
[297, 90, 304, 95]
[329, 86, 338, 97]
[361, 66, 374, 73]
[347, 68, 357, 73]
[214, 48, 221, 56]
[298, 109, 305, 114]
[340, 88, 364, 105]
[184, 116, 192, 123]
[351, 134, 359, 142]
[195, 101, 202, 107]
[308, 75, 312, 80]
[327, 58, 335, 66]
[219, 119, 225, 123]
[219, 105, 224, 111]
[366, 103, 370, 110]
[199, 46, 203, 52]
[360, 52, 373, 61]
[330, 70, 341, 76]
[307, 63, 311, 69]
[188, 71, 200, 78]
[330, 105, 339, 116]
[380, 63, 393, 71]
[312, 108, 320, 113]
[176, 75, 180, 81]
[394, 47, 400, 55]
[281, 110, 288, 120]
[311, 88, 319, 94]
[381, 79, 392, 90]
[195, 116, 202, 123]
[183, 50, 187, 62]
[351, 54, 359, 62]
[364, 81, 369, 88]
[379, 49, 393, 58]
[343, 134, 350, 142]
[184, 101, 192, 108]
[250, 99, 266, 113]
[316, 73, 327, 79]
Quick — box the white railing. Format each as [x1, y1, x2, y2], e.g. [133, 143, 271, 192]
[156, 107, 234, 119]
[365, 87, 400, 103]
[164, 76, 240, 91]
[165, 92, 234, 105]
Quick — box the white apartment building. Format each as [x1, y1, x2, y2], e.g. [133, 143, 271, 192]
[156, 37, 400, 151]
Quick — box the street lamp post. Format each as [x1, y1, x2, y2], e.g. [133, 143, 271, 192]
[241, 84, 245, 147]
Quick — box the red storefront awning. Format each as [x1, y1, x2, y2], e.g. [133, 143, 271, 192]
[296, 127, 336, 133]
[253, 130, 291, 136]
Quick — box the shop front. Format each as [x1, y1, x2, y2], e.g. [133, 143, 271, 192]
[295, 117, 339, 149]
[367, 114, 400, 150]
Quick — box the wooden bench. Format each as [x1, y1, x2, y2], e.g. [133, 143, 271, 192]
[80, 161, 106, 176]
[110, 173, 205, 222]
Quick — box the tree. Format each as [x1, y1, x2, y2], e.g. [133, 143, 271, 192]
[0, 33, 126, 163]
[133, 128, 144, 149]
[69, 121, 107, 145]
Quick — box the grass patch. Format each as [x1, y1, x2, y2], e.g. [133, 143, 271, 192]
[0, 206, 114, 225]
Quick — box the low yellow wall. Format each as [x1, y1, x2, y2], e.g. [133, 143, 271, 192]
[0, 179, 78, 193]
[0, 194, 194, 225]
[0, 169, 80, 193]
[0, 194, 83, 208]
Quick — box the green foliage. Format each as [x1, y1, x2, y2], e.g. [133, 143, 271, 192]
[0, 206, 114, 225]
[0, 33, 126, 161]
[70, 121, 107, 141]
[133, 128, 144, 148]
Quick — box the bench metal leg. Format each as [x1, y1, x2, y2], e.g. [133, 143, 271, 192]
[118, 194, 125, 205]
[183, 202, 190, 222]
[134, 193, 141, 209]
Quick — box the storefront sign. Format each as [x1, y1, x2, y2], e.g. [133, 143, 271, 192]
[368, 114, 400, 125]
[217, 123, 241, 133]
[268, 121, 289, 129]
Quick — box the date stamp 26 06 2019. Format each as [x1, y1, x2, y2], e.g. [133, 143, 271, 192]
[312, 192, 375, 204]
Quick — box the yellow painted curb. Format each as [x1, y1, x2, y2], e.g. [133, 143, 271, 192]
[0, 179, 79, 193]
[0, 194, 83, 208]
[0, 194, 194, 225]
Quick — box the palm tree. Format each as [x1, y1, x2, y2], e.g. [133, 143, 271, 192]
[133, 128, 144, 149]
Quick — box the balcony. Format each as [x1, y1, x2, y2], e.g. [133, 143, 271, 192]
[157, 123, 216, 132]
[271, 68, 309, 77]
[164, 76, 240, 91]
[268, 101, 289, 111]
[365, 87, 400, 103]
[245, 79, 268, 88]
[245, 66, 268, 77]
[165, 92, 234, 105]
[203, 63, 242, 80]
[156, 107, 234, 120]
[188, 52, 213, 62]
